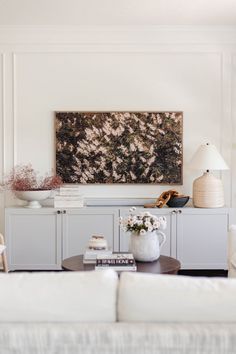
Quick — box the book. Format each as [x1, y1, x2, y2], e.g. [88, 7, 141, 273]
[83, 248, 112, 264]
[54, 195, 84, 201]
[95, 265, 137, 272]
[84, 248, 112, 258]
[59, 187, 81, 196]
[54, 200, 84, 208]
[83, 259, 97, 264]
[96, 253, 136, 269]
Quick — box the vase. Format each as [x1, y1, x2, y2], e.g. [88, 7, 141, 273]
[129, 230, 166, 262]
[14, 190, 51, 208]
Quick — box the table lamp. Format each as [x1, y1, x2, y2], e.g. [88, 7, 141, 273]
[189, 143, 229, 208]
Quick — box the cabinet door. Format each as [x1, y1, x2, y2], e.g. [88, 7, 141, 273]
[176, 209, 228, 269]
[62, 208, 119, 258]
[119, 208, 173, 257]
[5, 209, 61, 270]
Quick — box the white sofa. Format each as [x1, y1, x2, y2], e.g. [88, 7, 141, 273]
[1, 270, 236, 354]
[228, 225, 236, 278]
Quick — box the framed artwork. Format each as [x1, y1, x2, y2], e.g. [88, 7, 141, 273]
[55, 111, 183, 184]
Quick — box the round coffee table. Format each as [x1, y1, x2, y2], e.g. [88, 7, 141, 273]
[62, 255, 180, 274]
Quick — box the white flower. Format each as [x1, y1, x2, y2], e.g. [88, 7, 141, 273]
[129, 206, 136, 212]
[153, 221, 160, 229]
[119, 210, 167, 235]
[159, 217, 167, 230]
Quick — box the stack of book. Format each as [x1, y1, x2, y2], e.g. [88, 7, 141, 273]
[54, 185, 84, 208]
[95, 253, 137, 272]
[83, 248, 112, 264]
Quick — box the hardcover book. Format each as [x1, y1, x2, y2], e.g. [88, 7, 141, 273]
[96, 253, 136, 267]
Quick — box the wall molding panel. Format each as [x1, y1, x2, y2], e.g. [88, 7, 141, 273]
[0, 53, 4, 183]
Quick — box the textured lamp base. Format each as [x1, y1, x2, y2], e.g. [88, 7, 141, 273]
[193, 172, 224, 208]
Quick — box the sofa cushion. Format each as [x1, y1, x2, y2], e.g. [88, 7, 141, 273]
[118, 272, 236, 322]
[0, 270, 118, 322]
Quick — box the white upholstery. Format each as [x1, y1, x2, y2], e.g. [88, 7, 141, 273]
[0, 270, 118, 322]
[0, 233, 8, 272]
[228, 225, 236, 277]
[1, 271, 236, 353]
[1, 323, 236, 354]
[118, 272, 236, 322]
[0, 245, 6, 254]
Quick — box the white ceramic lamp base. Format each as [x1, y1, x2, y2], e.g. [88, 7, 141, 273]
[193, 172, 224, 208]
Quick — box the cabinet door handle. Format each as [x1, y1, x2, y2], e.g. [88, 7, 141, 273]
[57, 210, 61, 214]
[63, 210, 66, 214]
[178, 209, 182, 214]
[171, 210, 176, 214]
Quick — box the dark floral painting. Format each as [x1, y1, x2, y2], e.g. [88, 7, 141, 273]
[55, 111, 183, 184]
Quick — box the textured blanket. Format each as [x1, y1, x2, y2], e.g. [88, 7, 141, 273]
[1, 323, 236, 354]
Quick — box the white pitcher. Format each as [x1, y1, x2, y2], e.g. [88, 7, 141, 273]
[129, 230, 166, 262]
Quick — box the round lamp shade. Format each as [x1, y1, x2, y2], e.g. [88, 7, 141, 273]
[189, 143, 229, 171]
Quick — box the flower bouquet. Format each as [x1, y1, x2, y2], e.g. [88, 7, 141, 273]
[119, 207, 167, 235]
[119, 207, 167, 262]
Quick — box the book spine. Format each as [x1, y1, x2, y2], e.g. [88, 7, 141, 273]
[96, 259, 135, 266]
[55, 196, 84, 201]
[84, 251, 112, 257]
[95, 266, 137, 271]
[54, 201, 84, 208]
[83, 260, 96, 264]
[59, 190, 82, 196]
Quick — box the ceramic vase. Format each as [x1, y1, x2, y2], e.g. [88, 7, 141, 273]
[14, 190, 51, 208]
[129, 230, 166, 262]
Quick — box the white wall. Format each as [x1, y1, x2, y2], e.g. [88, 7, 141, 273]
[0, 0, 236, 25]
[0, 26, 235, 227]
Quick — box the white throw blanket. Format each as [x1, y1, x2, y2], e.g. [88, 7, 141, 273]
[1, 323, 236, 354]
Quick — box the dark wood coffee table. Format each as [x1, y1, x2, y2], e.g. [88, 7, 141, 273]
[62, 255, 180, 274]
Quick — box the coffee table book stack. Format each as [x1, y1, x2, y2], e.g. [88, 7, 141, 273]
[54, 185, 84, 208]
[95, 253, 137, 272]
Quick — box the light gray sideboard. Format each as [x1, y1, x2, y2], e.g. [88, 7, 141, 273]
[5, 206, 231, 271]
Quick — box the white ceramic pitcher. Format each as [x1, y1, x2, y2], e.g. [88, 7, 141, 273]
[129, 230, 166, 262]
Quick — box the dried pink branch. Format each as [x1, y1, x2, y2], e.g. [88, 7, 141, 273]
[4, 164, 62, 191]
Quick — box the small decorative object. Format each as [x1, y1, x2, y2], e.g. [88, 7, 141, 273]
[4, 164, 62, 208]
[55, 111, 183, 184]
[83, 235, 111, 264]
[87, 235, 108, 250]
[120, 207, 167, 262]
[189, 143, 229, 208]
[144, 190, 189, 208]
[166, 195, 189, 208]
[14, 190, 52, 209]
